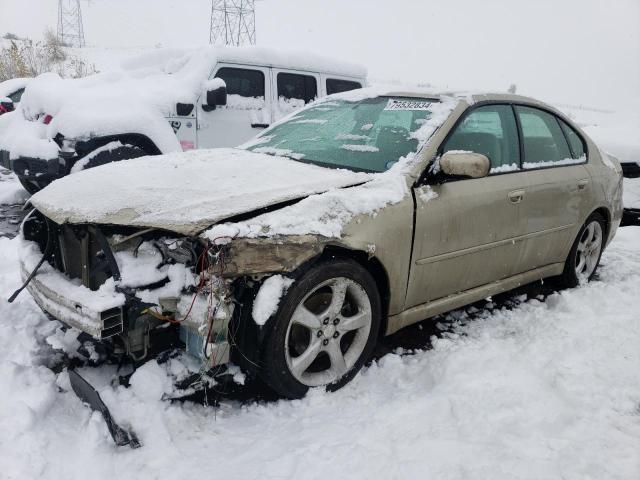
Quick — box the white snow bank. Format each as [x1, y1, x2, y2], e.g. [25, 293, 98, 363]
[0, 169, 29, 205]
[129, 361, 174, 402]
[0, 227, 639, 479]
[252, 275, 294, 326]
[624, 177, 640, 208]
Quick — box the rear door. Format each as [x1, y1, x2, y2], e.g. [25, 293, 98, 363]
[406, 104, 527, 307]
[197, 64, 272, 149]
[513, 105, 592, 272]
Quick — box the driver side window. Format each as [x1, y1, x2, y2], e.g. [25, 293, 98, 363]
[443, 105, 520, 174]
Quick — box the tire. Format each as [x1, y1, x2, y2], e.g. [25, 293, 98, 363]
[72, 144, 147, 172]
[558, 212, 606, 288]
[260, 259, 381, 399]
[19, 177, 47, 194]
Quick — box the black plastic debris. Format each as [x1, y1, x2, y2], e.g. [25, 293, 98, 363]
[68, 369, 141, 449]
[622, 208, 640, 227]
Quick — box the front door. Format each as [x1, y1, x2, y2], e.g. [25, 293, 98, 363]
[197, 65, 272, 149]
[406, 104, 526, 307]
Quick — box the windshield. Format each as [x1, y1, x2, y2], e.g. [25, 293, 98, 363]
[245, 96, 438, 173]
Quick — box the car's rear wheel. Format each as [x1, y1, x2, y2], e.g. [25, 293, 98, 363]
[559, 213, 606, 288]
[260, 259, 381, 399]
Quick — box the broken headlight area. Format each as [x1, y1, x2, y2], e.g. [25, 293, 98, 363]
[19, 211, 236, 371]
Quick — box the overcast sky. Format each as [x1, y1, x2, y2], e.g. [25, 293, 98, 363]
[1, 0, 638, 111]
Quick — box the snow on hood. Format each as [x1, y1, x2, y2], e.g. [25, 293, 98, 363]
[29, 148, 371, 235]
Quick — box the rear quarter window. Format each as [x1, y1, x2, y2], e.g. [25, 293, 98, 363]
[558, 119, 586, 160]
[515, 106, 583, 169]
[326, 79, 362, 95]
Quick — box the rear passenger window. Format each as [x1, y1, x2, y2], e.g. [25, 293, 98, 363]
[558, 119, 586, 160]
[443, 104, 520, 173]
[215, 68, 265, 98]
[326, 79, 362, 95]
[277, 73, 317, 104]
[515, 106, 577, 169]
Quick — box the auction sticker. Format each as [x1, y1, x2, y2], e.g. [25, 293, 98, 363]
[384, 99, 432, 111]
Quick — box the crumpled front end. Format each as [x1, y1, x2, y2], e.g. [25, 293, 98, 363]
[18, 210, 236, 367]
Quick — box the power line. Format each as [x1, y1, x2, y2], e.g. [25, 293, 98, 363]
[209, 0, 256, 46]
[57, 0, 86, 48]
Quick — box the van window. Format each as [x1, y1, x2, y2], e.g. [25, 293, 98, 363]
[326, 79, 362, 95]
[215, 68, 265, 98]
[277, 73, 317, 104]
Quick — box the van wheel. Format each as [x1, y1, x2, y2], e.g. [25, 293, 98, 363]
[559, 213, 606, 288]
[72, 144, 147, 173]
[260, 260, 381, 399]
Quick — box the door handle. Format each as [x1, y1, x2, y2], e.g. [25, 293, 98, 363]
[508, 189, 525, 204]
[578, 178, 589, 190]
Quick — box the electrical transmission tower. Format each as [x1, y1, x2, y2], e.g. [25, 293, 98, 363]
[57, 0, 86, 48]
[209, 0, 256, 46]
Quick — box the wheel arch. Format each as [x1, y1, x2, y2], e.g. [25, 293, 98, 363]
[590, 206, 611, 240]
[75, 133, 162, 158]
[318, 245, 391, 338]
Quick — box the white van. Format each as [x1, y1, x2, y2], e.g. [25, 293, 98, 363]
[0, 46, 366, 192]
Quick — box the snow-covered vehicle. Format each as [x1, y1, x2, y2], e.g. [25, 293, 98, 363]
[0, 77, 30, 115]
[0, 47, 365, 193]
[13, 89, 623, 399]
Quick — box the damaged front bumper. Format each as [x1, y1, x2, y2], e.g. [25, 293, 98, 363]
[18, 232, 233, 369]
[21, 259, 125, 338]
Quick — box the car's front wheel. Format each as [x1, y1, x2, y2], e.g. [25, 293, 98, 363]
[260, 259, 381, 399]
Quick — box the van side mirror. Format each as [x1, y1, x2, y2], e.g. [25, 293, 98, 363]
[202, 79, 227, 112]
[440, 151, 490, 179]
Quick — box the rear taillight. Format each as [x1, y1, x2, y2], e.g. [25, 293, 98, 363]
[43, 114, 53, 125]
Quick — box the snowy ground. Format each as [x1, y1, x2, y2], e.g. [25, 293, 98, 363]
[0, 170, 638, 479]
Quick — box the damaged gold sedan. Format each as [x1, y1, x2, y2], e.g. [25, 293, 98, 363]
[13, 90, 623, 398]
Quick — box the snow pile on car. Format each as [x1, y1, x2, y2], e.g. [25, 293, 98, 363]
[0, 45, 366, 159]
[28, 147, 372, 235]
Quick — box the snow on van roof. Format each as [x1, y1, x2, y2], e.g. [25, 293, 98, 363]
[117, 45, 367, 79]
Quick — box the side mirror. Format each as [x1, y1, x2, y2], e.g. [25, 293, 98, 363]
[0, 97, 14, 115]
[202, 79, 227, 112]
[440, 151, 490, 179]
